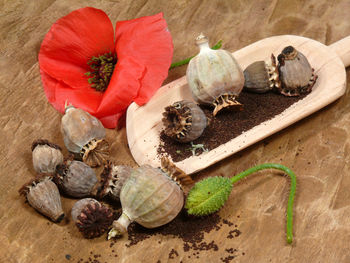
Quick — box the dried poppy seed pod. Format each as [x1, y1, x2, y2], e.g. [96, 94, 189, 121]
[54, 160, 98, 198]
[97, 162, 133, 200]
[243, 54, 281, 93]
[277, 46, 318, 96]
[162, 100, 207, 143]
[19, 176, 64, 222]
[108, 158, 193, 239]
[186, 34, 244, 116]
[61, 105, 109, 167]
[71, 198, 114, 239]
[32, 139, 64, 174]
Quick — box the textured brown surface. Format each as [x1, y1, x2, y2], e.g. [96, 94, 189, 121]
[1, 1, 350, 262]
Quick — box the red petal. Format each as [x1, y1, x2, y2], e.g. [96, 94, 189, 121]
[39, 7, 114, 88]
[114, 12, 173, 105]
[40, 69, 103, 113]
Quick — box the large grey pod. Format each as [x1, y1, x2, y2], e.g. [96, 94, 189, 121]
[61, 106, 109, 167]
[162, 100, 207, 143]
[54, 160, 98, 198]
[20, 177, 64, 222]
[32, 139, 63, 174]
[120, 165, 184, 228]
[277, 46, 317, 96]
[186, 34, 244, 116]
[108, 159, 193, 239]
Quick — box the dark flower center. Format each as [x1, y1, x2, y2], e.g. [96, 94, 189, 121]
[85, 52, 117, 92]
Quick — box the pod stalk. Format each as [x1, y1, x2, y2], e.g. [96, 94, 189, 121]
[169, 40, 222, 69]
[108, 213, 132, 240]
[230, 163, 296, 244]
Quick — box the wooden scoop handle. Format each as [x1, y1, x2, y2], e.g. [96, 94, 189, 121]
[329, 36, 350, 67]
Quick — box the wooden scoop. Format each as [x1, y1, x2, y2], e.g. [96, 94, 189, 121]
[126, 35, 350, 175]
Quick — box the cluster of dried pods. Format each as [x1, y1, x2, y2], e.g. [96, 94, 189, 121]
[20, 105, 112, 238]
[20, 106, 194, 239]
[244, 45, 318, 96]
[162, 35, 317, 144]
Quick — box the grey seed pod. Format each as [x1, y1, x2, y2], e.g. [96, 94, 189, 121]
[186, 34, 244, 116]
[108, 158, 193, 239]
[19, 176, 64, 222]
[277, 46, 318, 96]
[54, 160, 98, 198]
[32, 139, 64, 174]
[71, 198, 114, 239]
[97, 162, 133, 200]
[162, 100, 207, 143]
[243, 54, 281, 93]
[61, 105, 109, 167]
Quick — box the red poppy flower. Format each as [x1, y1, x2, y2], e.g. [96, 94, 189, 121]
[39, 7, 173, 128]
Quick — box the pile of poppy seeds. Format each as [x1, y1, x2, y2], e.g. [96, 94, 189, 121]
[73, 212, 244, 263]
[158, 91, 307, 161]
[74, 222, 244, 263]
[111, 211, 244, 263]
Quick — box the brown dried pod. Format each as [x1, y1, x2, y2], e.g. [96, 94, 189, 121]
[32, 139, 64, 174]
[186, 34, 245, 116]
[243, 54, 281, 93]
[19, 176, 64, 222]
[54, 160, 98, 198]
[162, 100, 207, 143]
[108, 158, 193, 239]
[61, 105, 109, 167]
[277, 46, 318, 96]
[71, 198, 114, 239]
[97, 162, 133, 200]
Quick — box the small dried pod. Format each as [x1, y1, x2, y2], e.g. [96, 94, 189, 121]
[71, 198, 114, 239]
[162, 100, 207, 143]
[243, 54, 281, 93]
[186, 34, 245, 116]
[108, 158, 193, 239]
[54, 160, 98, 198]
[97, 162, 133, 200]
[277, 46, 318, 96]
[32, 139, 64, 174]
[19, 176, 64, 222]
[61, 105, 109, 167]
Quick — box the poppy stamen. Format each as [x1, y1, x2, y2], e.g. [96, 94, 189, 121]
[85, 52, 117, 92]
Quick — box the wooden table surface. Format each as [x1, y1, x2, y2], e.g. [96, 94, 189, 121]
[1, 1, 350, 262]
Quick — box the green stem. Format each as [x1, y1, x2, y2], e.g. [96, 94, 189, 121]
[230, 164, 296, 244]
[169, 40, 222, 69]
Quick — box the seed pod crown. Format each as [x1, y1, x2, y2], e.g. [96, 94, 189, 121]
[97, 161, 133, 200]
[71, 198, 114, 239]
[162, 100, 207, 143]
